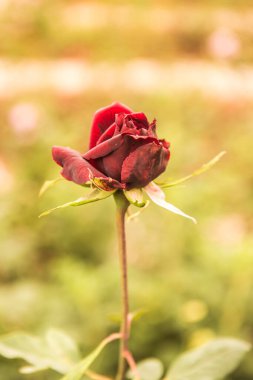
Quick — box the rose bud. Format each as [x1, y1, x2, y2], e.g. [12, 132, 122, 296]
[52, 102, 170, 191]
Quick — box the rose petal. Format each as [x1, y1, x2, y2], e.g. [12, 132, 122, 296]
[83, 134, 123, 160]
[89, 102, 132, 148]
[52, 146, 106, 185]
[149, 119, 157, 137]
[121, 142, 169, 188]
[126, 113, 149, 130]
[100, 135, 158, 181]
[101, 135, 133, 180]
[96, 122, 117, 145]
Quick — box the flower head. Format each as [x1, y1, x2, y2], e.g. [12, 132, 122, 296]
[41, 102, 223, 222]
[52, 102, 170, 191]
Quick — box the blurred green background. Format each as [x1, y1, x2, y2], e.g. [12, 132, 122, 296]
[0, 0, 253, 379]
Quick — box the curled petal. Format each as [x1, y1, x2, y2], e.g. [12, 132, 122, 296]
[100, 135, 158, 181]
[119, 113, 153, 137]
[83, 134, 123, 160]
[89, 102, 132, 148]
[125, 112, 149, 130]
[96, 123, 117, 145]
[52, 146, 106, 185]
[121, 142, 169, 188]
[100, 135, 135, 180]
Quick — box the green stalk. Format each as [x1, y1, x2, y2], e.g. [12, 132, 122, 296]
[114, 191, 130, 380]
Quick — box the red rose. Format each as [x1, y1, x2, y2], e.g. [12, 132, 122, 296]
[52, 102, 170, 191]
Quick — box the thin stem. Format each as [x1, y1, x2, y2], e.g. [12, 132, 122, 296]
[114, 191, 130, 380]
[124, 351, 140, 380]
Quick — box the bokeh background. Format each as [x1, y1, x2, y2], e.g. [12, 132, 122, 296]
[0, 0, 253, 379]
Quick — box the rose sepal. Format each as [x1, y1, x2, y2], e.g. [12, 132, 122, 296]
[123, 188, 147, 208]
[156, 151, 226, 189]
[126, 201, 150, 222]
[144, 182, 196, 224]
[90, 176, 124, 192]
[39, 189, 115, 218]
[39, 177, 92, 198]
[39, 177, 64, 197]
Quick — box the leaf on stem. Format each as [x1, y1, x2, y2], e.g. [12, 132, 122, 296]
[144, 182, 196, 224]
[166, 338, 251, 380]
[0, 329, 81, 375]
[127, 358, 164, 380]
[128, 309, 149, 324]
[20, 365, 50, 374]
[46, 329, 81, 365]
[60, 333, 121, 380]
[39, 189, 115, 218]
[158, 151, 226, 189]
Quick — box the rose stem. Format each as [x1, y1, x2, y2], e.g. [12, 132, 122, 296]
[114, 191, 130, 380]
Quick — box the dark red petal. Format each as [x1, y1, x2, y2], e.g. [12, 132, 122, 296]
[100, 135, 158, 181]
[127, 112, 149, 129]
[83, 134, 123, 160]
[96, 122, 116, 145]
[89, 102, 132, 148]
[148, 119, 157, 137]
[121, 142, 170, 188]
[160, 139, 170, 149]
[101, 135, 133, 181]
[123, 134, 157, 142]
[52, 146, 106, 185]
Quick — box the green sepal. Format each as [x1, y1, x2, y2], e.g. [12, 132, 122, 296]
[39, 177, 92, 198]
[145, 182, 196, 224]
[126, 201, 150, 222]
[39, 189, 115, 218]
[124, 188, 147, 208]
[158, 151, 226, 189]
[39, 177, 64, 197]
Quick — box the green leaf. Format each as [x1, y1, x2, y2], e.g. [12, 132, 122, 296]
[39, 178, 64, 197]
[60, 333, 121, 380]
[166, 338, 251, 380]
[46, 329, 81, 369]
[20, 364, 49, 374]
[129, 309, 149, 323]
[39, 189, 115, 218]
[124, 188, 147, 208]
[144, 182, 196, 224]
[0, 329, 81, 375]
[159, 151, 226, 188]
[127, 358, 164, 380]
[0, 332, 50, 371]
